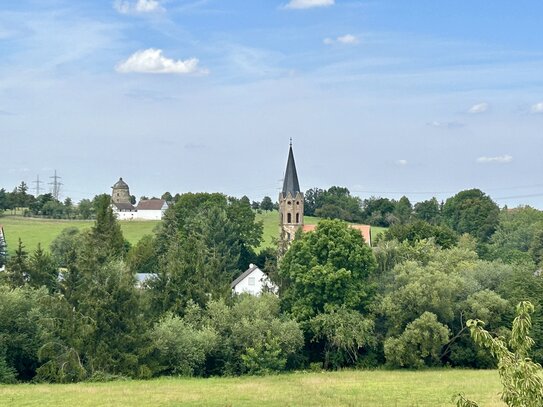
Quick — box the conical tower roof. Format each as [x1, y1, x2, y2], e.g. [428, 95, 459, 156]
[282, 143, 300, 197]
[112, 177, 129, 189]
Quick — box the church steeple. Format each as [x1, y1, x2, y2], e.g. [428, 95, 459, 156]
[282, 141, 301, 198]
[279, 142, 304, 246]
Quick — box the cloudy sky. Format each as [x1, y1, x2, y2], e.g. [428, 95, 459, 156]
[1, 0, 543, 207]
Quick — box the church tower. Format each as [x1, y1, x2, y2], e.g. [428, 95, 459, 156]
[111, 177, 131, 204]
[279, 142, 304, 244]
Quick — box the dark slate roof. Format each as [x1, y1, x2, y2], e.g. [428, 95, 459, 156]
[137, 199, 167, 211]
[112, 202, 135, 211]
[231, 264, 259, 288]
[281, 144, 301, 197]
[112, 177, 129, 189]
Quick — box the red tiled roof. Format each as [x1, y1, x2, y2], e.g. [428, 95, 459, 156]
[302, 223, 371, 246]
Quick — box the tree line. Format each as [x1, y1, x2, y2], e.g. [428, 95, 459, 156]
[1, 188, 543, 384]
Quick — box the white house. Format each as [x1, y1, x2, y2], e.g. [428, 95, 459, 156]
[231, 264, 277, 296]
[111, 202, 137, 220]
[136, 199, 169, 220]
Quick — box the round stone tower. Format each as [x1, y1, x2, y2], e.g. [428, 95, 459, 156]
[111, 177, 131, 204]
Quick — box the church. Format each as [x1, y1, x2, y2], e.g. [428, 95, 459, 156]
[277, 142, 371, 247]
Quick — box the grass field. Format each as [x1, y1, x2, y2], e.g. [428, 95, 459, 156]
[0, 216, 160, 254]
[0, 369, 504, 407]
[0, 211, 386, 255]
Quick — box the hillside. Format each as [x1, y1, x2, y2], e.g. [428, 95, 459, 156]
[0, 211, 385, 255]
[0, 216, 159, 254]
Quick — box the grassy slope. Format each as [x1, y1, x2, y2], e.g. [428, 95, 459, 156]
[0, 369, 503, 407]
[1, 212, 386, 255]
[0, 216, 159, 254]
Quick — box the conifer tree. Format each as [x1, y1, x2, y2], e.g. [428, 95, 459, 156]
[28, 243, 58, 292]
[6, 238, 29, 287]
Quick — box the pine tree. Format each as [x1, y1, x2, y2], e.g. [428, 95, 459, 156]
[6, 238, 29, 287]
[28, 243, 58, 292]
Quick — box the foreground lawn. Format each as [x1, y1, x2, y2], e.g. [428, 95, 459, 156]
[0, 370, 504, 407]
[0, 216, 159, 254]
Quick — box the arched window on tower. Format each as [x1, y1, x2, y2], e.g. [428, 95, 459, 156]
[287, 213, 292, 223]
[296, 213, 299, 223]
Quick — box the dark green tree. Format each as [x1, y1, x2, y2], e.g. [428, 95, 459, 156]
[28, 244, 58, 292]
[76, 199, 93, 219]
[393, 196, 413, 224]
[413, 197, 441, 224]
[260, 196, 274, 211]
[304, 188, 325, 216]
[5, 238, 30, 287]
[383, 220, 458, 249]
[442, 189, 499, 242]
[362, 197, 396, 227]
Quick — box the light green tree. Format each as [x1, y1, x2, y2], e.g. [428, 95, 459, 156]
[455, 301, 543, 407]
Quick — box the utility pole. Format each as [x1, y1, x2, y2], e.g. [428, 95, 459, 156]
[32, 174, 43, 196]
[49, 170, 62, 201]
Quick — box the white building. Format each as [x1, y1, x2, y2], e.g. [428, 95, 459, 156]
[136, 199, 169, 220]
[110, 177, 168, 221]
[231, 264, 278, 296]
[111, 202, 137, 220]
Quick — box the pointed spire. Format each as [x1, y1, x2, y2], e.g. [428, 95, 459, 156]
[282, 142, 300, 197]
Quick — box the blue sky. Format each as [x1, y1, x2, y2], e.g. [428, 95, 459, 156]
[1, 0, 543, 207]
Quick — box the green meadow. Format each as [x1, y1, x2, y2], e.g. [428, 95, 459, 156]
[0, 369, 504, 407]
[0, 211, 385, 255]
[0, 216, 160, 254]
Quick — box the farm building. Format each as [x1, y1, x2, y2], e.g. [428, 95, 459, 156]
[136, 199, 168, 220]
[110, 177, 168, 220]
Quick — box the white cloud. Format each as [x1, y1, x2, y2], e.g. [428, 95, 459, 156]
[396, 159, 408, 166]
[284, 0, 334, 10]
[468, 102, 489, 114]
[337, 34, 359, 44]
[530, 102, 543, 114]
[476, 155, 513, 164]
[324, 34, 359, 45]
[427, 120, 464, 129]
[116, 49, 208, 75]
[114, 0, 163, 14]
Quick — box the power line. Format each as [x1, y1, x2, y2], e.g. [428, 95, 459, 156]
[49, 170, 62, 200]
[32, 174, 43, 196]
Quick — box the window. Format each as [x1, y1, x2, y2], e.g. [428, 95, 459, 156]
[296, 213, 299, 223]
[287, 232, 291, 241]
[248, 277, 255, 286]
[287, 201, 291, 205]
[287, 213, 292, 223]
[296, 201, 299, 205]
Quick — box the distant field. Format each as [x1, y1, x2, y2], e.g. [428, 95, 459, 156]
[0, 211, 386, 255]
[0, 369, 503, 407]
[0, 216, 159, 254]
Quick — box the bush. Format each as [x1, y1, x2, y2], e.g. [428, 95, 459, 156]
[384, 312, 450, 368]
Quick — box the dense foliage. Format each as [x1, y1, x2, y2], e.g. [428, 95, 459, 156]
[2, 186, 543, 388]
